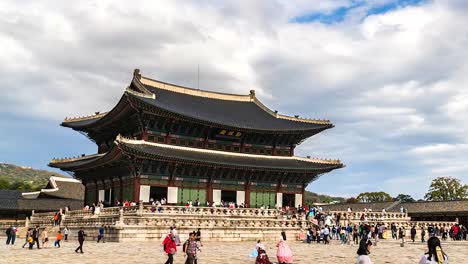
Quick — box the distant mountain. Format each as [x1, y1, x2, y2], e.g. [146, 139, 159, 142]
[304, 190, 346, 205]
[0, 163, 67, 191]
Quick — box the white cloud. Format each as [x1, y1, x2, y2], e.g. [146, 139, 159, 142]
[0, 0, 467, 198]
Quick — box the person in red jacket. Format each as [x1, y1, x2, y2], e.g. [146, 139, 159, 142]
[163, 234, 177, 264]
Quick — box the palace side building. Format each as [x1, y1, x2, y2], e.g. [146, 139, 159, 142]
[49, 70, 343, 208]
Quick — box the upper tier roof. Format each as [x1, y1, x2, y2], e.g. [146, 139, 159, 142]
[62, 70, 333, 133]
[49, 136, 344, 173]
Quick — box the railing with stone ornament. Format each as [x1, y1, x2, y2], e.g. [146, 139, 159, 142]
[66, 209, 93, 217]
[327, 211, 409, 221]
[140, 205, 281, 217]
[122, 215, 308, 228]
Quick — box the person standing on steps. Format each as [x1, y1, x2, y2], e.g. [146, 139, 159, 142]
[75, 227, 86, 253]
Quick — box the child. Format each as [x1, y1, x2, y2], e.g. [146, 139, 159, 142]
[55, 231, 62, 248]
[28, 234, 34, 250]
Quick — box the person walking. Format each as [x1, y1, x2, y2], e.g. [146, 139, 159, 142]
[276, 232, 293, 264]
[184, 232, 199, 264]
[11, 226, 17, 245]
[195, 228, 203, 247]
[419, 236, 449, 264]
[357, 239, 374, 264]
[41, 228, 49, 248]
[32, 225, 41, 249]
[54, 231, 62, 248]
[97, 225, 105, 243]
[5, 226, 12, 245]
[421, 227, 426, 243]
[163, 234, 177, 264]
[411, 226, 417, 242]
[22, 228, 32, 248]
[75, 227, 86, 253]
[323, 225, 330, 244]
[64, 226, 69, 241]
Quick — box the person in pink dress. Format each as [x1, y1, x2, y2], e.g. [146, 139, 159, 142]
[277, 232, 293, 264]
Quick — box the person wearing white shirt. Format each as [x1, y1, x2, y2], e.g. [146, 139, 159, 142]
[419, 237, 449, 264]
[357, 239, 374, 264]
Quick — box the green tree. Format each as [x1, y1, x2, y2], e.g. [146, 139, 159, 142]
[424, 177, 468, 201]
[0, 178, 10, 189]
[356, 192, 392, 203]
[346, 197, 358, 204]
[395, 194, 415, 203]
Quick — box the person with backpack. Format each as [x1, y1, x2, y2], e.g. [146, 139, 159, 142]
[184, 232, 199, 264]
[163, 234, 177, 264]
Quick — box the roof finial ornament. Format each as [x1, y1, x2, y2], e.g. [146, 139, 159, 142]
[134, 69, 141, 79]
[249, 90, 256, 99]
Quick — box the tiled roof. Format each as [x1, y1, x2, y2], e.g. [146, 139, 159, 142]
[61, 70, 333, 133]
[0, 190, 22, 210]
[116, 137, 343, 171]
[49, 137, 343, 174]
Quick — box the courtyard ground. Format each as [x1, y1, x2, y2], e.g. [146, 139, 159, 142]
[0, 239, 466, 263]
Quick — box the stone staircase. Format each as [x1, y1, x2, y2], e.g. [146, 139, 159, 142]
[27, 205, 303, 242]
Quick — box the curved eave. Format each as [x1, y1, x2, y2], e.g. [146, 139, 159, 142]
[115, 136, 344, 172]
[61, 93, 133, 131]
[48, 150, 122, 172]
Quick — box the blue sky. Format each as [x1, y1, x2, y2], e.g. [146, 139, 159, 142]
[291, 0, 428, 24]
[1, 0, 467, 199]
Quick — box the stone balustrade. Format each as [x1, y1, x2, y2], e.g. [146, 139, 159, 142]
[141, 205, 280, 218]
[328, 211, 409, 221]
[25, 206, 460, 242]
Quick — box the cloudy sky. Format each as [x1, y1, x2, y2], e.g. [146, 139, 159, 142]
[1, 0, 467, 199]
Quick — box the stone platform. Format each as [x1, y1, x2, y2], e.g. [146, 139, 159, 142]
[0, 239, 466, 263]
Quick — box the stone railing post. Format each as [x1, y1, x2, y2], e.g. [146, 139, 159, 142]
[25, 217, 30, 229]
[116, 209, 125, 228]
[138, 201, 143, 216]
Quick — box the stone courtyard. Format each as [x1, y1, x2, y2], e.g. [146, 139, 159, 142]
[0, 239, 466, 264]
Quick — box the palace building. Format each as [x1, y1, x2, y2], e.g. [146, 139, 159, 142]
[49, 69, 343, 208]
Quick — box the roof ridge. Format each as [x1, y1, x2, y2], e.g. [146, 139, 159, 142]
[140, 75, 252, 102]
[138, 70, 331, 125]
[115, 135, 342, 165]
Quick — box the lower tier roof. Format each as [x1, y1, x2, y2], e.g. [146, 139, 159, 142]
[50, 136, 344, 174]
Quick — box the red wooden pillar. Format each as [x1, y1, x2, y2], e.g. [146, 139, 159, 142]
[244, 180, 251, 208]
[83, 181, 88, 206]
[302, 183, 306, 207]
[207, 167, 215, 204]
[207, 181, 213, 205]
[94, 180, 99, 205]
[133, 175, 140, 202]
[119, 177, 124, 203]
